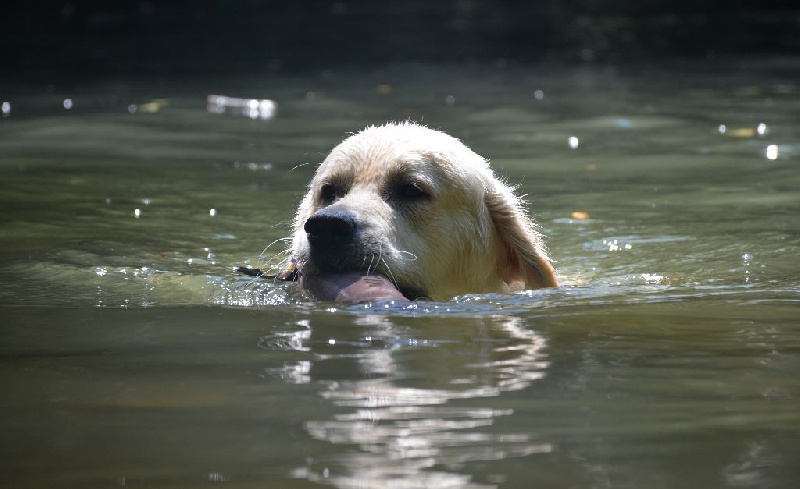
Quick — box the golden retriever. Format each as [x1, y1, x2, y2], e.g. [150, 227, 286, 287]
[289, 121, 557, 301]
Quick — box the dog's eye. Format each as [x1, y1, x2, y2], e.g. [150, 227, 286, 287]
[319, 183, 346, 205]
[393, 181, 431, 201]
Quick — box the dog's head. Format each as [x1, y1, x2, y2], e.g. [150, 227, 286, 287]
[291, 122, 557, 300]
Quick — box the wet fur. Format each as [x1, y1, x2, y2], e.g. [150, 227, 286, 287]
[291, 122, 557, 300]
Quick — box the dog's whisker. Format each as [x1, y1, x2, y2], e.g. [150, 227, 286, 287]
[396, 250, 418, 261]
[379, 255, 400, 289]
[289, 161, 314, 172]
[241, 275, 269, 289]
[372, 243, 382, 274]
[259, 237, 292, 261]
[367, 249, 378, 274]
[374, 244, 401, 291]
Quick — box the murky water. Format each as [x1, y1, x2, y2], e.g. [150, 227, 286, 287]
[1, 61, 799, 488]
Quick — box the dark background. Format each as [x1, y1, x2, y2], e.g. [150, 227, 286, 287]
[3, 0, 799, 81]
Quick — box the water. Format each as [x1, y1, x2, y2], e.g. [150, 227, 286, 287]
[1, 60, 799, 488]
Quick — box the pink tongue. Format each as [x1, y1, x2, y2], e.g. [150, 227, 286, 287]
[300, 272, 409, 302]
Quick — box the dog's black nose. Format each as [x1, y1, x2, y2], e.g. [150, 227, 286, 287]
[304, 210, 358, 245]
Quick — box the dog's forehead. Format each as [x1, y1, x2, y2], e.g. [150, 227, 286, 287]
[317, 124, 485, 183]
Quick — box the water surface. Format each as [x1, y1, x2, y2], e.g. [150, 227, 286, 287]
[1, 60, 799, 488]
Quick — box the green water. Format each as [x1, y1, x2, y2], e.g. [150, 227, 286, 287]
[1, 61, 799, 488]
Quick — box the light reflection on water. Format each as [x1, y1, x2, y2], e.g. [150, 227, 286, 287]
[260, 315, 552, 488]
[0, 61, 798, 488]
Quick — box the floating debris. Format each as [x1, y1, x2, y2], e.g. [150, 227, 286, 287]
[718, 123, 769, 139]
[130, 99, 170, 114]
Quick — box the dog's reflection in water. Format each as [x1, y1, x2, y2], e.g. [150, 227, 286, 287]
[267, 314, 552, 488]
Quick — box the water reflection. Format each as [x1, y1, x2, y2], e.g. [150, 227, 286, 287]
[206, 94, 277, 120]
[262, 314, 552, 488]
[765, 144, 779, 160]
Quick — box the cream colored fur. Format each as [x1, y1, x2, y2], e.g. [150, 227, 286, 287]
[291, 121, 557, 300]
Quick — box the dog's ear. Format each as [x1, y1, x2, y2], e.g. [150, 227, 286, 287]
[484, 187, 558, 289]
